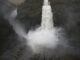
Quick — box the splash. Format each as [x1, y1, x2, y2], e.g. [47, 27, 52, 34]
[27, 0, 59, 53]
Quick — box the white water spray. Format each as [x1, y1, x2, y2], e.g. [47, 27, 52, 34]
[4, 0, 70, 57]
[7, 0, 59, 54]
[27, 0, 59, 53]
[7, 9, 26, 38]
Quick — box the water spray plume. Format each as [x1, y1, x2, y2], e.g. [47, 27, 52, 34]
[8, 9, 27, 38]
[7, 0, 60, 54]
[27, 0, 59, 53]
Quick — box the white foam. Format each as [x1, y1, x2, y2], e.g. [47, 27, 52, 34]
[26, 28, 59, 53]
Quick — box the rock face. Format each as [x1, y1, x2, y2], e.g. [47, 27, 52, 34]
[18, 0, 43, 31]
[0, 0, 17, 56]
